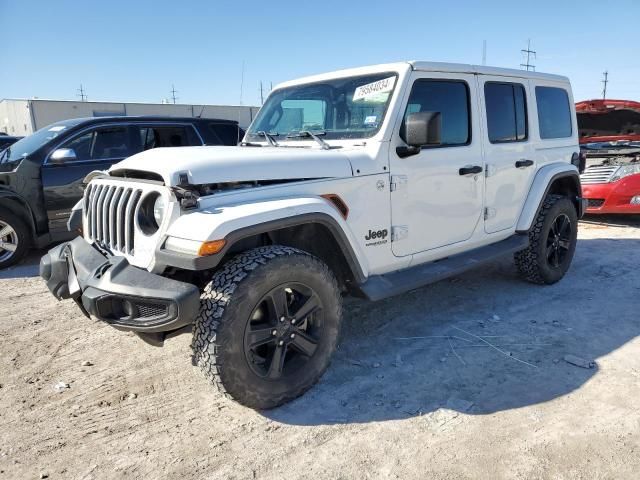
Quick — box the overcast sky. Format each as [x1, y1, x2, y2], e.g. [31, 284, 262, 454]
[2, 0, 638, 106]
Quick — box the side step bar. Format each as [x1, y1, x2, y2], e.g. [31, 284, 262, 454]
[358, 234, 529, 301]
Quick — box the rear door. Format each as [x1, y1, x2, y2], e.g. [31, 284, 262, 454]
[41, 124, 136, 232]
[479, 76, 536, 233]
[390, 73, 484, 256]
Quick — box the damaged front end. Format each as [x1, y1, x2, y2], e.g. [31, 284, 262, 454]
[577, 99, 640, 213]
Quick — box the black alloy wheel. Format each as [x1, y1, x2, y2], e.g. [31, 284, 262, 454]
[244, 282, 324, 380]
[546, 213, 572, 268]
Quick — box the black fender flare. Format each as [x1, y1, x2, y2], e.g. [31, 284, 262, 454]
[517, 170, 584, 233]
[0, 189, 37, 234]
[155, 212, 366, 283]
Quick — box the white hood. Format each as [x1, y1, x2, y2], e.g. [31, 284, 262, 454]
[110, 145, 354, 186]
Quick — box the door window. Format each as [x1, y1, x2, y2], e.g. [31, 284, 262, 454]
[401, 80, 471, 146]
[138, 125, 201, 151]
[485, 82, 528, 143]
[58, 126, 132, 161]
[63, 131, 94, 160]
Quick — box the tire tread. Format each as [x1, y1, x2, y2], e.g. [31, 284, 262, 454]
[514, 194, 573, 284]
[192, 245, 341, 408]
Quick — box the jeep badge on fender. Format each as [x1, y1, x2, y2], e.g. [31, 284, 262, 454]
[40, 61, 586, 410]
[365, 229, 388, 241]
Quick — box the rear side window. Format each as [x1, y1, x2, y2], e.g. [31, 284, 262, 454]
[137, 125, 202, 151]
[485, 83, 527, 143]
[402, 80, 470, 146]
[209, 123, 241, 145]
[535, 87, 572, 139]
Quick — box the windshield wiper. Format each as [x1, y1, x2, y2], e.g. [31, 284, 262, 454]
[286, 130, 331, 150]
[256, 131, 280, 147]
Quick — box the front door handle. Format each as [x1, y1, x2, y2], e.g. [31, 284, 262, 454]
[459, 165, 483, 176]
[515, 159, 534, 168]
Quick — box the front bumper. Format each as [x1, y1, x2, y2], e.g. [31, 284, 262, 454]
[582, 174, 640, 214]
[40, 237, 200, 333]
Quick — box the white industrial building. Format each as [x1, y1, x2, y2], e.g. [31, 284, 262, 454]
[0, 99, 260, 136]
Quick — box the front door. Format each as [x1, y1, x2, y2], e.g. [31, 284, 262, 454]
[479, 76, 537, 233]
[390, 73, 484, 257]
[41, 125, 136, 233]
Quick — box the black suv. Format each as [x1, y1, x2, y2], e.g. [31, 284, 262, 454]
[0, 116, 244, 268]
[0, 135, 23, 151]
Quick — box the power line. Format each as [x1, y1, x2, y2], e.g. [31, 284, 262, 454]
[520, 39, 536, 71]
[170, 84, 178, 104]
[602, 71, 609, 100]
[77, 84, 87, 102]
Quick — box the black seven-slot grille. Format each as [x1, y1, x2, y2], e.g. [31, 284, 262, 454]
[84, 183, 143, 254]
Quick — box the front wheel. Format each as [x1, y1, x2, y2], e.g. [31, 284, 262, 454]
[192, 246, 342, 409]
[0, 208, 30, 270]
[515, 194, 578, 284]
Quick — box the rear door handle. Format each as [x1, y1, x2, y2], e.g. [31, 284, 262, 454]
[515, 159, 534, 168]
[459, 165, 483, 176]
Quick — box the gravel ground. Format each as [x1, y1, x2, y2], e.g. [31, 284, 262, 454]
[1, 216, 639, 480]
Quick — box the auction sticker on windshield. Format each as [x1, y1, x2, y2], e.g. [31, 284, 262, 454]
[353, 76, 396, 103]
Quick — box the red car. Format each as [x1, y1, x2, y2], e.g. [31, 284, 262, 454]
[577, 99, 640, 214]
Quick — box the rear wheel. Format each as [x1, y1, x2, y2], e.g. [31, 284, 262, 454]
[515, 194, 578, 284]
[0, 208, 30, 269]
[192, 246, 342, 409]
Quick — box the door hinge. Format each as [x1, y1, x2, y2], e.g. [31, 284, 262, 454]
[485, 164, 497, 177]
[391, 225, 409, 242]
[484, 207, 497, 220]
[390, 175, 408, 192]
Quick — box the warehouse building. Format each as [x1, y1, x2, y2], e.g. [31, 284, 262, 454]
[0, 99, 260, 136]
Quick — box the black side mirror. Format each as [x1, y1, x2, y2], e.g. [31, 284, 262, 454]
[397, 111, 442, 158]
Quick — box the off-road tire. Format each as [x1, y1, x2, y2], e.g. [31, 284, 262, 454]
[515, 194, 578, 284]
[0, 208, 30, 270]
[192, 245, 342, 409]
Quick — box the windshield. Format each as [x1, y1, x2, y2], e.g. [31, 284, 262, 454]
[0, 119, 84, 166]
[246, 72, 398, 142]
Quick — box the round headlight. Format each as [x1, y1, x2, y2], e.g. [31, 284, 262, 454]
[153, 195, 166, 227]
[138, 192, 165, 236]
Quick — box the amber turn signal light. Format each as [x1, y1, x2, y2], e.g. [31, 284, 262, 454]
[321, 194, 349, 219]
[198, 239, 226, 256]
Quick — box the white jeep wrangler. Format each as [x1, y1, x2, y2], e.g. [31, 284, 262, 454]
[41, 62, 587, 409]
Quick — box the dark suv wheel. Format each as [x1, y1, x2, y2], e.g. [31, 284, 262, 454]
[515, 194, 578, 284]
[0, 208, 30, 269]
[192, 245, 342, 409]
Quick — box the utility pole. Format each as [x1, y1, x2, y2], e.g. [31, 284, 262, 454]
[260, 81, 264, 105]
[602, 71, 609, 100]
[239, 60, 245, 105]
[520, 39, 536, 71]
[77, 84, 87, 102]
[170, 85, 178, 104]
[482, 40, 487, 66]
